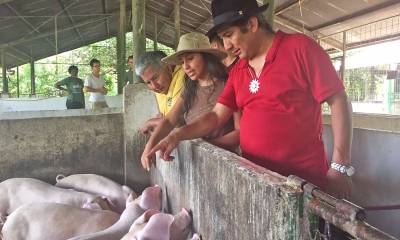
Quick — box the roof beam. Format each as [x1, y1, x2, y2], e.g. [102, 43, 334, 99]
[310, 0, 400, 31]
[0, 17, 111, 49]
[274, 15, 342, 51]
[275, 0, 307, 16]
[102, 0, 110, 37]
[57, 0, 85, 46]
[156, 0, 186, 39]
[0, 0, 13, 5]
[5, 3, 56, 49]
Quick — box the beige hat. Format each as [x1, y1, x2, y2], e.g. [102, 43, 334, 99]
[162, 32, 227, 65]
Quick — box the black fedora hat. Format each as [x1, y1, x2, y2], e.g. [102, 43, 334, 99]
[207, 0, 269, 36]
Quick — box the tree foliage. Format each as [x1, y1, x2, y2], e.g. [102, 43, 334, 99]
[3, 33, 173, 98]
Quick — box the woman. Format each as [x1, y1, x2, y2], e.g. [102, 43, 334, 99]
[140, 32, 240, 171]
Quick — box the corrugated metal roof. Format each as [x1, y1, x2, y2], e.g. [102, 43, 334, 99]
[0, 0, 399, 68]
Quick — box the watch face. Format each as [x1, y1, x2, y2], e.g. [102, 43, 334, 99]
[346, 166, 355, 176]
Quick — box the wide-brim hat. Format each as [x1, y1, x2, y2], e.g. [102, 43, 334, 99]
[206, 0, 269, 37]
[162, 32, 227, 66]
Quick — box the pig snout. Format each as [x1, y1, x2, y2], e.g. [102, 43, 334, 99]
[170, 208, 192, 240]
[138, 185, 161, 211]
[191, 233, 202, 240]
[136, 213, 174, 240]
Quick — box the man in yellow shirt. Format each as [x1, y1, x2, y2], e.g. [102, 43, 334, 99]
[135, 51, 185, 133]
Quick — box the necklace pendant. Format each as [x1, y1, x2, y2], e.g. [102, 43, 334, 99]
[249, 79, 260, 94]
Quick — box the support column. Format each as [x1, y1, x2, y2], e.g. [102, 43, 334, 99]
[117, 0, 127, 94]
[263, 0, 275, 29]
[174, 0, 180, 48]
[16, 66, 19, 98]
[1, 49, 9, 96]
[30, 59, 36, 97]
[153, 15, 158, 51]
[131, 0, 145, 83]
[340, 31, 347, 80]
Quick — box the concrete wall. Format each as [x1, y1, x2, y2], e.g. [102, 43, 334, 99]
[323, 114, 400, 238]
[123, 84, 158, 191]
[150, 140, 308, 240]
[0, 95, 123, 112]
[0, 108, 126, 187]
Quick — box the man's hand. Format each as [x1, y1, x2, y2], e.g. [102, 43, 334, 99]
[326, 168, 353, 199]
[100, 87, 108, 95]
[147, 131, 180, 161]
[141, 146, 156, 171]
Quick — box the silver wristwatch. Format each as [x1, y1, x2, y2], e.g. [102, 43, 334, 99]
[330, 162, 355, 177]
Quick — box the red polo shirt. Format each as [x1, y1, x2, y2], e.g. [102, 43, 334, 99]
[218, 31, 344, 188]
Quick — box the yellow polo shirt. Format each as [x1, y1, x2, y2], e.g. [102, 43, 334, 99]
[155, 65, 185, 115]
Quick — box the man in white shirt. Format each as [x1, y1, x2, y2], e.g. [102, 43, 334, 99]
[84, 58, 108, 109]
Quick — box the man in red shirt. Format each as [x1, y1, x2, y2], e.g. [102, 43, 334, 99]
[145, 0, 353, 199]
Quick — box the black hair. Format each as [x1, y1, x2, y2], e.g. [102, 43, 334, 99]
[89, 58, 100, 67]
[68, 65, 78, 74]
[127, 55, 133, 62]
[182, 53, 228, 114]
[209, 33, 224, 46]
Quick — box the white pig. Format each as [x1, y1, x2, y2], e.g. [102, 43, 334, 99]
[68, 185, 162, 240]
[0, 178, 111, 223]
[121, 208, 192, 240]
[56, 174, 136, 213]
[1, 203, 119, 240]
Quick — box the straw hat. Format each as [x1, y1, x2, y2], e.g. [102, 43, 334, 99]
[162, 32, 227, 65]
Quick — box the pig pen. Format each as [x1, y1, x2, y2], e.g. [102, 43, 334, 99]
[0, 84, 397, 239]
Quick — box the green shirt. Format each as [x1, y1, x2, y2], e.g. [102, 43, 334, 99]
[58, 77, 85, 104]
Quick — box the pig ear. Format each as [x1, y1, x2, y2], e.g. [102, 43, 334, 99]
[55, 174, 66, 183]
[88, 196, 115, 211]
[83, 201, 102, 210]
[122, 185, 137, 198]
[143, 209, 160, 221]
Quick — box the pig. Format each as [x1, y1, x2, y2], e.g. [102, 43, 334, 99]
[68, 185, 162, 240]
[1, 203, 119, 240]
[0, 178, 112, 224]
[121, 208, 192, 240]
[191, 233, 202, 240]
[56, 174, 136, 213]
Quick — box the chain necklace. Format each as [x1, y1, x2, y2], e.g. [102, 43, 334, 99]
[248, 66, 260, 94]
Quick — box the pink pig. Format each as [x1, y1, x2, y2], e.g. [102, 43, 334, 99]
[68, 185, 162, 240]
[0, 178, 111, 227]
[56, 174, 136, 213]
[1, 203, 119, 240]
[121, 208, 192, 240]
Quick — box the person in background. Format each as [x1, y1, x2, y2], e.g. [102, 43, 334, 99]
[209, 33, 238, 71]
[84, 58, 108, 109]
[54, 65, 85, 109]
[140, 32, 240, 171]
[125, 55, 139, 85]
[135, 51, 186, 134]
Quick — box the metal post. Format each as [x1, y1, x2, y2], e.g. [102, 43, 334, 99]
[16, 66, 19, 98]
[117, 0, 127, 94]
[131, 0, 145, 83]
[340, 31, 347, 80]
[55, 15, 58, 83]
[153, 15, 158, 51]
[263, 0, 275, 29]
[174, 0, 180, 48]
[1, 49, 8, 95]
[30, 58, 35, 97]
